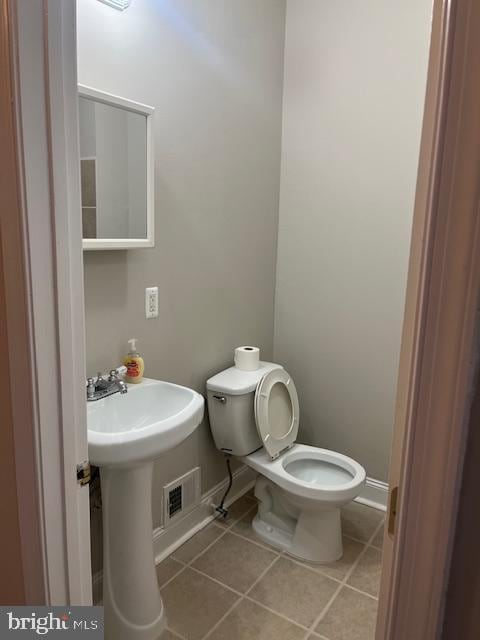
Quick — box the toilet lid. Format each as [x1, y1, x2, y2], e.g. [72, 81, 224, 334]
[254, 368, 300, 460]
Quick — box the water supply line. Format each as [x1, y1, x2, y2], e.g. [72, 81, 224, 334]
[214, 455, 233, 519]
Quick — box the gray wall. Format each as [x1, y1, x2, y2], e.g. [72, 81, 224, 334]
[273, 0, 432, 481]
[78, 0, 286, 534]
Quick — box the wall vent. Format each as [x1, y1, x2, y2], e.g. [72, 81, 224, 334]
[163, 468, 201, 527]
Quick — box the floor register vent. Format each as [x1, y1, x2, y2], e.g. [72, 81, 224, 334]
[163, 467, 201, 526]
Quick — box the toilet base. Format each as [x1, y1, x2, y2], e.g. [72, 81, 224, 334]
[253, 476, 344, 563]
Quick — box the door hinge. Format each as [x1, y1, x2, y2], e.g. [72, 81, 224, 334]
[77, 460, 91, 486]
[388, 485, 399, 536]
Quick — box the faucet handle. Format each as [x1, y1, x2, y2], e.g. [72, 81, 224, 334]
[108, 366, 127, 381]
[86, 377, 96, 399]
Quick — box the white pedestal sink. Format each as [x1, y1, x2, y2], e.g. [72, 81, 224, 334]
[87, 378, 204, 640]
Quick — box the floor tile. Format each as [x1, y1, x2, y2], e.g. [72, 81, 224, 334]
[172, 523, 224, 564]
[347, 547, 382, 597]
[192, 532, 277, 593]
[161, 568, 239, 640]
[294, 536, 365, 581]
[215, 496, 256, 528]
[208, 598, 305, 640]
[315, 586, 378, 640]
[341, 503, 384, 542]
[156, 557, 184, 588]
[371, 524, 385, 550]
[161, 630, 182, 640]
[249, 557, 338, 628]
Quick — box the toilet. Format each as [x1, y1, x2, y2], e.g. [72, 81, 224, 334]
[206, 362, 366, 563]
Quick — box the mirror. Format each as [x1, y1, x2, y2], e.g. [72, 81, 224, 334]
[78, 85, 154, 249]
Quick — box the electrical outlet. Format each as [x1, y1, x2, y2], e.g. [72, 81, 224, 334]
[145, 286, 158, 319]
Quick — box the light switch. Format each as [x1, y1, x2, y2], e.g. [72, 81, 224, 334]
[145, 287, 158, 319]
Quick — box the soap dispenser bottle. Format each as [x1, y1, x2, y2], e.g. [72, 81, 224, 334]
[123, 338, 145, 384]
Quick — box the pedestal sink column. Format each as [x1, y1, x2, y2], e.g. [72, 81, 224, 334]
[101, 462, 165, 640]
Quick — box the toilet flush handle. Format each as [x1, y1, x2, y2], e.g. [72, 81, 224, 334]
[213, 395, 226, 404]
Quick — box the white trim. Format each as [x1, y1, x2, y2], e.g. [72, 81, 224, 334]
[46, 0, 93, 604]
[12, 0, 92, 603]
[78, 84, 154, 116]
[92, 465, 256, 604]
[83, 238, 155, 250]
[78, 84, 155, 251]
[97, 0, 131, 11]
[356, 477, 389, 512]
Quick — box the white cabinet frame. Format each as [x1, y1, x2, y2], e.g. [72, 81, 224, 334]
[78, 84, 155, 250]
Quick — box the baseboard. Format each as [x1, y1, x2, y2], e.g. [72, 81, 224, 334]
[153, 464, 256, 564]
[355, 476, 389, 511]
[92, 464, 256, 604]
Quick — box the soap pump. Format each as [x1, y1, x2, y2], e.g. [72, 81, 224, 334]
[123, 338, 145, 384]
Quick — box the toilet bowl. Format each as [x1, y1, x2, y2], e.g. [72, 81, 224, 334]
[243, 444, 365, 562]
[206, 361, 366, 563]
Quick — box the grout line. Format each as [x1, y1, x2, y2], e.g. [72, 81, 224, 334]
[343, 532, 379, 547]
[225, 504, 258, 528]
[201, 554, 281, 640]
[305, 632, 331, 640]
[244, 555, 282, 598]
[200, 598, 243, 640]
[336, 583, 378, 601]
[165, 627, 187, 640]
[180, 505, 267, 568]
[280, 552, 379, 601]
[187, 565, 245, 598]
[180, 527, 229, 565]
[224, 522, 283, 554]
[242, 594, 313, 632]
[157, 563, 187, 591]
[188, 563, 319, 636]
[212, 503, 257, 532]
[301, 582, 343, 640]
[303, 519, 385, 638]
[279, 547, 363, 587]
[161, 504, 271, 592]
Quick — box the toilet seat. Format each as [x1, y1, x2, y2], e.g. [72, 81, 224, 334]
[254, 368, 300, 460]
[243, 444, 366, 503]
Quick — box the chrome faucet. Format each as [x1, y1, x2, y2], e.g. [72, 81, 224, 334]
[86, 366, 128, 402]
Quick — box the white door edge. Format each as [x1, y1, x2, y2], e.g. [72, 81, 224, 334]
[14, 0, 92, 604]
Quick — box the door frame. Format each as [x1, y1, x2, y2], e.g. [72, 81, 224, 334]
[376, 0, 480, 637]
[5, 0, 480, 628]
[4, 0, 91, 604]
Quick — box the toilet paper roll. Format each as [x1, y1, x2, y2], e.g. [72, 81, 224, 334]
[234, 346, 260, 371]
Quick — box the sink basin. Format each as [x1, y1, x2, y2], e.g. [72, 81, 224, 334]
[87, 377, 204, 466]
[86, 377, 204, 640]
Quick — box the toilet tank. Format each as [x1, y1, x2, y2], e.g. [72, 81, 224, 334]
[206, 362, 281, 456]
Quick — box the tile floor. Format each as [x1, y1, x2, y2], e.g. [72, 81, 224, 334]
[157, 492, 385, 640]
